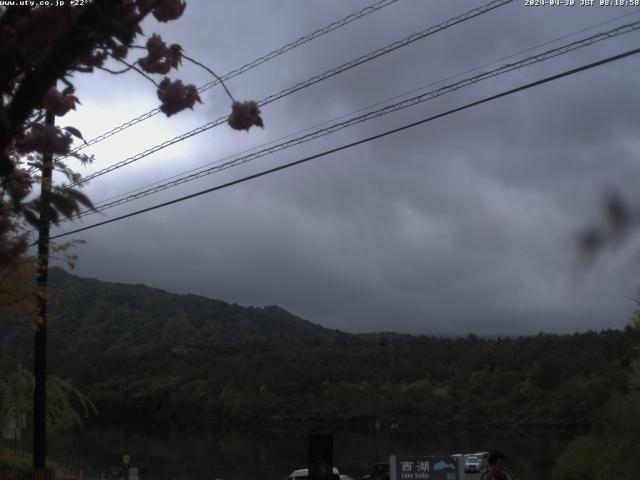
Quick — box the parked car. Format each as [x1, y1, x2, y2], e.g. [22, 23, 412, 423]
[464, 455, 481, 473]
[288, 467, 341, 480]
[473, 451, 489, 470]
[361, 463, 389, 480]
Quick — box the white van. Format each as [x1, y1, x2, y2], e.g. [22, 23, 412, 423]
[288, 467, 341, 480]
[473, 452, 490, 470]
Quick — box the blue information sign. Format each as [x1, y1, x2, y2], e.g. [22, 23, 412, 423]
[389, 455, 463, 480]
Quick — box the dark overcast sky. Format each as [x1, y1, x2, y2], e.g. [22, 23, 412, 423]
[47, 0, 640, 335]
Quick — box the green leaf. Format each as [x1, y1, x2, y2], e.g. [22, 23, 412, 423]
[62, 187, 95, 211]
[22, 208, 39, 228]
[6, 182, 31, 203]
[63, 126, 86, 144]
[50, 191, 79, 218]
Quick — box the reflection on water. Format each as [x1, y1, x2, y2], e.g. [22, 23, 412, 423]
[49, 425, 571, 480]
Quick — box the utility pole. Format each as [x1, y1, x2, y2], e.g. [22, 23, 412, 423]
[33, 110, 54, 480]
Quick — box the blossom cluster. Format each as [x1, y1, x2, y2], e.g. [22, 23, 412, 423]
[137, 0, 187, 22]
[43, 87, 79, 117]
[138, 34, 183, 75]
[0, 207, 27, 264]
[1, 0, 266, 182]
[17, 125, 73, 156]
[227, 101, 264, 131]
[157, 78, 201, 116]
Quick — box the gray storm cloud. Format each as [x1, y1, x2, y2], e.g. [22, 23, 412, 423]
[52, 0, 640, 335]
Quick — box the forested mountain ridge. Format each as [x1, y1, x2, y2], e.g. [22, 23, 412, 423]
[1, 268, 638, 434]
[0, 267, 353, 353]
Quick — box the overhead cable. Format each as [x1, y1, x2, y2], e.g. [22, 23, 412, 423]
[43, 46, 640, 242]
[64, 21, 640, 220]
[66, 0, 401, 156]
[87, 9, 640, 208]
[69, 0, 514, 187]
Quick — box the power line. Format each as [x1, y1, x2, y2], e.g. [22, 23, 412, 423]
[69, 0, 514, 187]
[44, 46, 640, 243]
[66, 0, 401, 157]
[64, 21, 640, 220]
[86, 9, 640, 209]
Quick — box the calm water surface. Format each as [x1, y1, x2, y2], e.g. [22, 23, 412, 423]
[49, 426, 572, 480]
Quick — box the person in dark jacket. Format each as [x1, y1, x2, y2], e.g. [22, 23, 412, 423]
[480, 451, 512, 480]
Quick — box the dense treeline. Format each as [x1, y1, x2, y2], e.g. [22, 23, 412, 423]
[550, 316, 640, 479]
[45, 328, 637, 432]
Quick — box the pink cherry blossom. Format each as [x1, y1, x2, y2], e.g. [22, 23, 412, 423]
[157, 78, 201, 116]
[152, 0, 187, 22]
[138, 56, 171, 75]
[138, 34, 181, 75]
[168, 44, 183, 68]
[146, 34, 167, 60]
[17, 124, 72, 156]
[10, 168, 33, 187]
[227, 101, 264, 131]
[78, 49, 108, 69]
[43, 87, 79, 116]
[135, 0, 156, 12]
[17, 8, 69, 55]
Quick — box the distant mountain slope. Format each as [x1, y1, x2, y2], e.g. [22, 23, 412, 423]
[0, 267, 354, 353]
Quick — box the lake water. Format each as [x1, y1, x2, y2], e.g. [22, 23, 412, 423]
[48, 426, 573, 480]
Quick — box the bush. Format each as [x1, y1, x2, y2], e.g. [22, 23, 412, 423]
[0, 448, 58, 480]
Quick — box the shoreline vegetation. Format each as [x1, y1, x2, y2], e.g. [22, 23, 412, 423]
[48, 327, 638, 435]
[81, 412, 596, 436]
[0, 449, 58, 480]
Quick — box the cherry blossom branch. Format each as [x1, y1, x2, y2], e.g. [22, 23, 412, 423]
[98, 65, 133, 75]
[113, 56, 159, 87]
[133, 0, 165, 23]
[181, 53, 235, 102]
[130, 42, 235, 102]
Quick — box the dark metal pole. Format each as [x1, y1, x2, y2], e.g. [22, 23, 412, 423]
[33, 110, 54, 480]
[308, 433, 333, 480]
